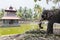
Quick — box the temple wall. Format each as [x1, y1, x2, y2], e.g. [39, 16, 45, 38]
[0, 19, 20, 26]
[2, 23, 20, 26]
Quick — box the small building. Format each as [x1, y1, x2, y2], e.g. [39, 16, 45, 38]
[1, 6, 20, 26]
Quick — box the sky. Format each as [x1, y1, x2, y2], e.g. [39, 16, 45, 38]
[0, 0, 60, 10]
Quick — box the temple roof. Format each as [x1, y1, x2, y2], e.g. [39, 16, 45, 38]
[5, 6, 17, 12]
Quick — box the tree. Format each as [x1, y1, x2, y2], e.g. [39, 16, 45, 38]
[19, 7, 22, 13]
[18, 7, 33, 20]
[34, 0, 41, 2]
[0, 9, 4, 18]
[34, 0, 60, 4]
[28, 9, 32, 19]
[34, 4, 42, 20]
[34, 4, 42, 13]
[23, 8, 33, 20]
[17, 7, 23, 17]
[34, 0, 60, 8]
[23, 7, 28, 20]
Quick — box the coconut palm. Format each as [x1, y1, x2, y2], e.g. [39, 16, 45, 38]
[34, 4, 42, 20]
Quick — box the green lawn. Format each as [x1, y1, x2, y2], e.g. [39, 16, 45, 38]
[0, 23, 39, 36]
[1, 22, 60, 36]
[1, 22, 57, 36]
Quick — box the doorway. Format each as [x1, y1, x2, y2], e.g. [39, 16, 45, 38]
[9, 20, 14, 24]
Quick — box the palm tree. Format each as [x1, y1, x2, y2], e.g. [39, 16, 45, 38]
[34, 4, 42, 20]
[17, 7, 23, 17]
[34, 4, 42, 13]
[19, 7, 22, 13]
[23, 7, 28, 20]
[28, 9, 32, 19]
[0, 9, 4, 18]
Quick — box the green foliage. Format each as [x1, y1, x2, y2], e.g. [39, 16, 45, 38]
[34, 0, 37, 2]
[17, 7, 34, 20]
[17, 7, 23, 17]
[0, 9, 4, 18]
[34, 4, 42, 20]
[34, 0, 60, 4]
[53, 0, 60, 3]
[19, 7, 22, 13]
[34, 0, 41, 2]
[33, 13, 38, 20]
[34, 4, 42, 13]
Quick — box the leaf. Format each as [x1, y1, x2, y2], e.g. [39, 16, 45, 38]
[39, 0, 41, 1]
[46, 0, 49, 4]
[34, 0, 37, 2]
[53, 0, 60, 4]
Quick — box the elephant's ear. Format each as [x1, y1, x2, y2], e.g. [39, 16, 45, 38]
[47, 12, 53, 19]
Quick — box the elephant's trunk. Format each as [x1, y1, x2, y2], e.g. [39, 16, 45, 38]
[39, 18, 43, 29]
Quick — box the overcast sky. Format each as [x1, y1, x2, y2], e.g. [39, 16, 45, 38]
[0, 0, 59, 10]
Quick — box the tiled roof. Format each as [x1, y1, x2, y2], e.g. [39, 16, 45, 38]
[5, 6, 17, 12]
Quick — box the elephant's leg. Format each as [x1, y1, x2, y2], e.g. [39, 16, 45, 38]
[47, 21, 54, 34]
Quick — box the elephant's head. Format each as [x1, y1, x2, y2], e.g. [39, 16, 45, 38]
[39, 10, 50, 29]
[41, 10, 49, 20]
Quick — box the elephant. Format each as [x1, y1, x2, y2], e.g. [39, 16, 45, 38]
[39, 9, 60, 34]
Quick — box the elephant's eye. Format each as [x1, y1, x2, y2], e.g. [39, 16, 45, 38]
[42, 15, 44, 18]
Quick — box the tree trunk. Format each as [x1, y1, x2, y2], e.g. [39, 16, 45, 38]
[47, 21, 54, 34]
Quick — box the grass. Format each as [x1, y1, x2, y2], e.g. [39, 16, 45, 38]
[0, 22, 60, 36]
[0, 22, 49, 36]
[0, 23, 39, 36]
